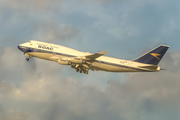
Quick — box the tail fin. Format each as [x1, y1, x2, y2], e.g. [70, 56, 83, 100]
[134, 45, 169, 65]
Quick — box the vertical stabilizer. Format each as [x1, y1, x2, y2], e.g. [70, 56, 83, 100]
[134, 45, 169, 65]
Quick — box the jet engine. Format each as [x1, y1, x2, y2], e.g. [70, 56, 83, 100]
[58, 58, 71, 65]
[69, 57, 85, 64]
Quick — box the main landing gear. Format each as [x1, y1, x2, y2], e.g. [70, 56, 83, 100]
[72, 64, 89, 74]
[76, 67, 89, 74]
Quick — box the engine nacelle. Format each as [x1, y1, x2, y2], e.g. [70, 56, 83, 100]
[58, 58, 71, 65]
[69, 57, 85, 64]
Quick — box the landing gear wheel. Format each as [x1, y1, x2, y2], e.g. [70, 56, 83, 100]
[76, 69, 79, 72]
[26, 58, 29, 61]
[85, 69, 88, 74]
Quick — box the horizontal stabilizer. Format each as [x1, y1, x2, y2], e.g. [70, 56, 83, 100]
[139, 65, 158, 69]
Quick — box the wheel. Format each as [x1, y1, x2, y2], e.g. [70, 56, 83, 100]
[80, 70, 82, 73]
[84, 69, 89, 74]
[26, 58, 29, 61]
[76, 69, 79, 72]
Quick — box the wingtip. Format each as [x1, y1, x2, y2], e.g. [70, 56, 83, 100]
[99, 50, 108, 55]
[103, 50, 108, 54]
[160, 44, 170, 48]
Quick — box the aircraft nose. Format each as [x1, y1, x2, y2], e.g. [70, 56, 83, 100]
[18, 45, 21, 50]
[18, 45, 24, 52]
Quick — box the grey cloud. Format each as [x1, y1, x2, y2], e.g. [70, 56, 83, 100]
[0, 109, 28, 120]
[3, 0, 119, 11]
[0, 106, 6, 120]
[8, 110, 28, 120]
[32, 22, 80, 42]
[2, 0, 61, 11]
[1, 0, 117, 13]
[1, 0, 180, 119]
[0, 81, 14, 97]
[0, 28, 179, 120]
[1, 50, 180, 120]
[0, 105, 28, 120]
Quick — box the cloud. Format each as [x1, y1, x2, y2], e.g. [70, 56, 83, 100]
[1, 0, 117, 13]
[1, 0, 180, 119]
[1, 0, 60, 11]
[32, 22, 80, 42]
[0, 108, 28, 120]
[1, 44, 180, 120]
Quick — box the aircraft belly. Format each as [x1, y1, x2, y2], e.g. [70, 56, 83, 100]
[26, 52, 58, 62]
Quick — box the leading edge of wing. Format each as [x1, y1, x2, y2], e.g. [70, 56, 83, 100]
[84, 50, 108, 60]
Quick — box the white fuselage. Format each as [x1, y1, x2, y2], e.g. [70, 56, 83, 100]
[18, 40, 160, 73]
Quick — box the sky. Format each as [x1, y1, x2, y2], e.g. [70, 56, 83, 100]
[0, 0, 180, 120]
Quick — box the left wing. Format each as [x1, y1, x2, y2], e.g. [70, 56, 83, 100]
[50, 50, 108, 74]
[84, 50, 108, 60]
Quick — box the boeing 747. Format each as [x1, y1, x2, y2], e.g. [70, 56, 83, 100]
[18, 40, 169, 74]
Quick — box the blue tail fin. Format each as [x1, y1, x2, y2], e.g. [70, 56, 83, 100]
[134, 45, 169, 65]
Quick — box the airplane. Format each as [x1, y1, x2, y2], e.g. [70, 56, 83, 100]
[18, 40, 169, 74]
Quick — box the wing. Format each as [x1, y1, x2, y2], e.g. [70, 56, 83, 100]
[50, 50, 108, 62]
[84, 50, 108, 60]
[50, 50, 108, 74]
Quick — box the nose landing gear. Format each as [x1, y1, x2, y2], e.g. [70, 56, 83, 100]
[25, 54, 32, 61]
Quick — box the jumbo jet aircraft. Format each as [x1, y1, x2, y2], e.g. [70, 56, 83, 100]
[18, 40, 169, 74]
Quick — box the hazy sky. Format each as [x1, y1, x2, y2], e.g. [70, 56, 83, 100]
[0, 0, 180, 120]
